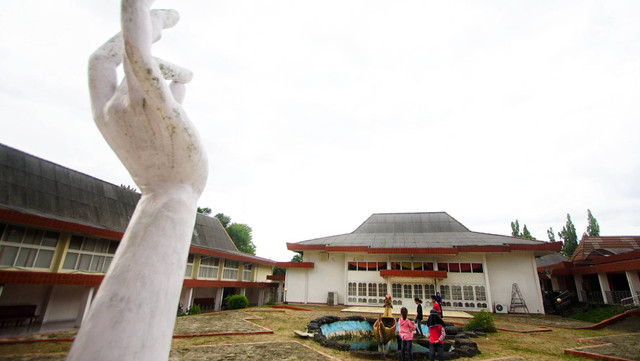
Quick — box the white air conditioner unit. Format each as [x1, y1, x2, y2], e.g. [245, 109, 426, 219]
[327, 291, 338, 306]
[494, 303, 508, 314]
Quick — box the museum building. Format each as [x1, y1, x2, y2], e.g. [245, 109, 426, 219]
[284, 212, 561, 314]
[0, 143, 283, 327]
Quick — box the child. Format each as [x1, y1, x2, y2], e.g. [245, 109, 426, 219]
[426, 309, 446, 361]
[431, 295, 442, 319]
[413, 297, 424, 336]
[398, 307, 416, 361]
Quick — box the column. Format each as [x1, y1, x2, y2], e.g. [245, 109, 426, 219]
[626, 271, 640, 306]
[180, 288, 194, 311]
[214, 288, 224, 311]
[597, 273, 611, 304]
[75, 287, 95, 328]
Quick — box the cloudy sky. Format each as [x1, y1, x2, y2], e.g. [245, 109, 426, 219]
[1, 1, 639, 261]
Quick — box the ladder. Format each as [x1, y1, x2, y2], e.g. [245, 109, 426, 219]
[510, 283, 529, 313]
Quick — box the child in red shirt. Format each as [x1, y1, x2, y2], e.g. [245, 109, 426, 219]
[426, 309, 446, 361]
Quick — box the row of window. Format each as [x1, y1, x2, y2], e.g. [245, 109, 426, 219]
[0, 223, 255, 280]
[347, 282, 487, 306]
[185, 256, 253, 281]
[347, 261, 483, 273]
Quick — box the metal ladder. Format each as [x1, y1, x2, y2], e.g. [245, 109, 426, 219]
[510, 283, 529, 313]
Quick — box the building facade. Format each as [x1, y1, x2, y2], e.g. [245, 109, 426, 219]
[0, 144, 282, 327]
[284, 212, 561, 314]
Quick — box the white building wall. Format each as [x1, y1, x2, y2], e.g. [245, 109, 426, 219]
[306, 252, 346, 304]
[43, 285, 88, 322]
[285, 268, 308, 303]
[486, 252, 545, 314]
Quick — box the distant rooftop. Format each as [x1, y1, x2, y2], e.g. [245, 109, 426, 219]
[569, 236, 640, 263]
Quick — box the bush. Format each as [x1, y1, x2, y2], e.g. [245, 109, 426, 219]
[464, 310, 497, 333]
[223, 295, 249, 310]
[188, 303, 202, 315]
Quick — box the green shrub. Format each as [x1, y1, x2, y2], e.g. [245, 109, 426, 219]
[223, 295, 249, 310]
[569, 304, 626, 323]
[464, 310, 497, 333]
[188, 303, 202, 315]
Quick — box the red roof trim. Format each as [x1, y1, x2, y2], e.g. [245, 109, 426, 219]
[380, 270, 448, 278]
[325, 246, 368, 252]
[572, 258, 640, 275]
[286, 243, 326, 251]
[189, 246, 276, 267]
[276, 262, 314, 269]
[369, 248, 458, 255]
[589, 250, 640, 265]
[0, 209, 123, 240]
[458, 246, 510, 252]
[0, 270, 104, 286]
[267, 275, 285, 281]
[182, 279, 275, 288]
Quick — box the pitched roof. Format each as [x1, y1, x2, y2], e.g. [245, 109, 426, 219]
[569, 236, 640, 263]
[0, 143, 271, 264]
[294, 212, 553, 249]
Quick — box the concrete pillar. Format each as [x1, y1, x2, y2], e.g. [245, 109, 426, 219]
[239, 288, 246, 296]
[574, 275, 584, 302]
[597, 273, 611, 304]
[257, 288, 265, 306]
[180, 288, 193, 311]
[214, 288, 224, 311]
[75, 287, 95, 328]
[626, 271, 640, 306]
[482, 254, 493, 312]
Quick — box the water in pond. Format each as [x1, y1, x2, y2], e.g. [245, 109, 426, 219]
[321, 320, 430, 352]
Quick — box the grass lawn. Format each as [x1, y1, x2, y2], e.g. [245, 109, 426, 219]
[0, 305, 637, 361]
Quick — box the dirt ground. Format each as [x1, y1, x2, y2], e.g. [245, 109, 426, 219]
[0, 305, 638, 361]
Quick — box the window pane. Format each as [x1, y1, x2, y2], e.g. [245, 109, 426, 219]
[34, 250, 54, 269]
[392, 284, 402, 298]
[368, 283, 377, 296]
[378, 262, 387, 270]
[460, 263, 471, 273]
[62, 252, 79, 270]
[348, 262, 357, 270]
[348, 283, 357, 296]
[90, 256, 105, 272]
[367, 262, 378, 271]
[437, 263, 448, 272]
[16, 248, 36, 267]
[472, 263, 483, 273]
[108, 241, 119, 254]
[6, 226, 25, 243]
[185, 265, 193, 278]
[414, 284, 423, 298]
[449, 263, 460, 272]
[378, 283, 387, 297]
[23, 229, 42, 245]
[95, 239, 109, 253]
[225, 260, 239, 269]
[403, 284, 412, 298]
[357, 262, 367, 271]
[413, 262, 424, 270]
[358, 283, 367, 296]
[82, 238, 97, 251]
[391, 262, 401, 270]
[42, 232, 59, 247]
[69, 236, 83, 250]
[103, 257, 113, 272]
[425, 262, 434, 271]
[400, 262, 412, 270]
[0, 223, 5, 238]
[78, 254, 92, 271]
[0, 246, 18, 266]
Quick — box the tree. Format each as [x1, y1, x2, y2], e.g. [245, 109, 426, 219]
[214, 213, 231, 228]
[558, 214, 578, 257]
[197, 207, 212, 215]
[511, 220, 520, 237]
[586, 209, 600, 237]
[521, 225, 535, 240]
[547, 227, 556, 242]
[226, 223, 256, 255]
[291, 253, 303, 262]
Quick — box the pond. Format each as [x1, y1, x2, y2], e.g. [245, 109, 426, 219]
[320, 319, 431, 352]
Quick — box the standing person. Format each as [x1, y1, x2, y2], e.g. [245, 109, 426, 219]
[413, 297, 424, 336]
[436, 291, 444, 318]
[431, 295, 442, 319]
[427, 309, 446, 361]
[398, 307, 416, 361]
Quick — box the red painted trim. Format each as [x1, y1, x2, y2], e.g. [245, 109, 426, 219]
[267, 275, 285, 281]
[276, 262, 314, 269]
[189, 246, 276, 267]
[572, 259, 640, 275]
[0, 208, 123, 239]
[0, 270, 104, 286]
[286, 243, 326, 251]
[589, 250, 640, 264]
[325, 246, 368, 252]
[457, 245, 510, 252]
[182, 279, 275, 288]
[369, 248, 458, 255]
[380, 270, 448, 278]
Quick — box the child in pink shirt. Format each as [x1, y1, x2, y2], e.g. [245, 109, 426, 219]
[398, 307, 416, 361]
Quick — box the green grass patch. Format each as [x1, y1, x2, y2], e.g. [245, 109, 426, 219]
[568, 304, 626, 323]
